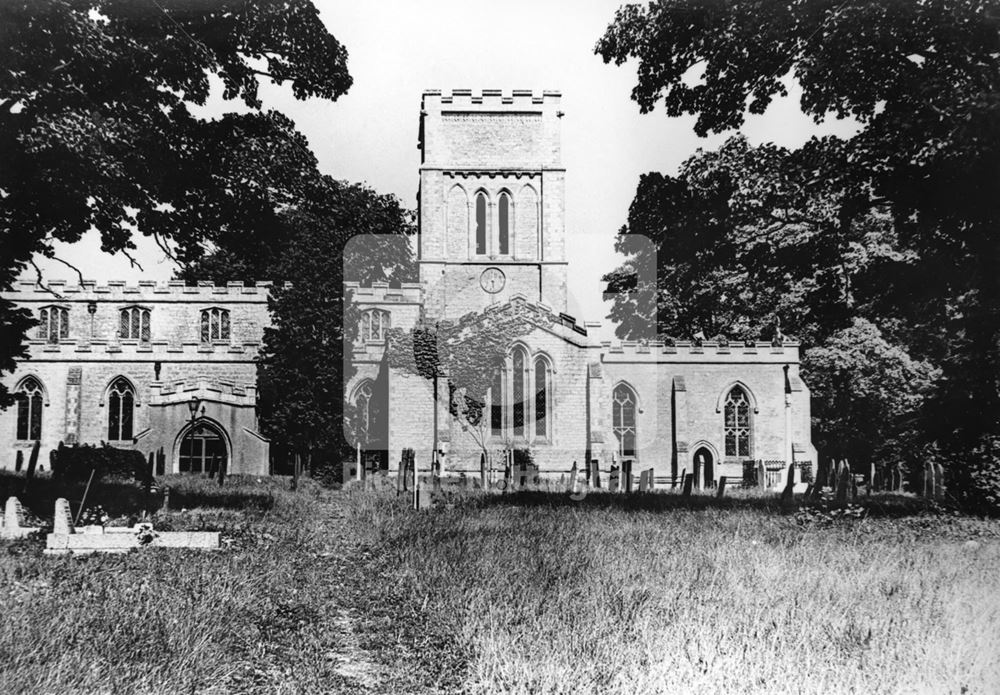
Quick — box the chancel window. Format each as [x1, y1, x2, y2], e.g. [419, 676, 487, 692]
[490, 369, 504, 437]
[534, 357, 549, 438]
[107, 377, 135, 441]
[360, 309, 389, 342]
[15, 377, 43, 441]
[38, 306, 69, 343]
[724, 386, 752, 457]
[200, 308, 230, 342]
[120, 306, 150, 341]
[612, 384, 637, 458]
[490, 348, 551, 442]
[354, 379, 374, 443]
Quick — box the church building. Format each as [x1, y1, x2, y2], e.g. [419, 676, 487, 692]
[346, 89, 817, 486]
[0, 89, 816, 487]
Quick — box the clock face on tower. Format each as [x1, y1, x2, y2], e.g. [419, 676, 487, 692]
[480, 267, 506, 294]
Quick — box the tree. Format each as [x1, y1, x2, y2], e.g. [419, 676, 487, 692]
[255, 179, 414, 471]
[0, 0, 352, 405]
[597, 1, 1000, 483]
[386, 301, 541, 469]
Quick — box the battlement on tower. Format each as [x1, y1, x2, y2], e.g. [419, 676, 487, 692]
[423, 88, 561, 108]
[419, 89, 563, 169]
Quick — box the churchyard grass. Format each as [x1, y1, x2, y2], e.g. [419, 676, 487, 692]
[1, 478, 998, 694]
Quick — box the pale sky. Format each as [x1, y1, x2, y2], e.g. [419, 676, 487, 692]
[33, 0, 858, 335]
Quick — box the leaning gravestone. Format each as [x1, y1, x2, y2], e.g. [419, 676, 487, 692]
[716, 476, 727, 498]
[681, 473, 694, 498]
[54, 498, 74, 536]
[14, 450, 23, 473]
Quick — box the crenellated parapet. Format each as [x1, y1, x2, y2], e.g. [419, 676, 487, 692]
[23, 339, 263, 360]
[149, 377, 257, 407]
[9, 280, 283, 303]
[424, 88, 561, 108]
[344, 281, 423, 306]
[599, 340, 801, 364]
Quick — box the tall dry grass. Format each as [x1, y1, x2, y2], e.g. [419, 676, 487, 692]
[343, 489, 1000, 695]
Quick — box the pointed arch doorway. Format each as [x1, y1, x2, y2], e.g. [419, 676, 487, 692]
[178, 421, 229, 474]
[693, 446, 715, 489]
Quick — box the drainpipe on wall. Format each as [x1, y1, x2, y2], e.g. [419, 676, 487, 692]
[783, 365, 793, 486]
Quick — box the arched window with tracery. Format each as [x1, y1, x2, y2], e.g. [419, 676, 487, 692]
[612, 383, 637, 457]
[15, 377, 44, 441]
[475, 192, 487, 255]
[354, 379, 374, 443]
[107, 377, 135, 441]
[120, 306, 150, 341]
[498, 192, 511, 256]
[201, 308, 230, 342]
[724, 386, 752, 457]
[490, 369, 504, 437]
[511, 346, 527, 438]
[534, 356, 550, 438]
[38, 306, 69, 343]
[360, 309, 389, 342]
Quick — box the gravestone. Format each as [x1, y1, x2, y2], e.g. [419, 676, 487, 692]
[5, 496, 25, 529]
[835, 462, 853, 502]
[569, 462, 578, 493]
[757, 461, 766, 489]
[681, 473, 693, 498]
[609, 466, 620, 493]
[868, 462, 876, 495]
[591, 459, 601, 488]
[14, 450, 23, 473]
[933, 463, 945, 500]
[780, 462, 796, 504]
[638, 469, 650, 493]
[716, 476, 727, 498]
[53, 498, 74, 536]
[480, 453, 487, 489]
[623, 459, 633, 493]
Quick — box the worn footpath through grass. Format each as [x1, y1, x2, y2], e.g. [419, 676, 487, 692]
[0, 476, 454, 694]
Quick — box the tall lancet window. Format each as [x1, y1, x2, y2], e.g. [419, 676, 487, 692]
[724, 386, 752, 457]
[511, 346, 526, 437]
[490, 369, 503, 437]
[475, 193, 487, 255]
[107, 377, 135, 441]
[498, 192, 510, 256]
[534, 357, 549, 438]
[612, 383, 637, 458]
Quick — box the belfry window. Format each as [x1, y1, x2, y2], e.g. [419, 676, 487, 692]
[201, 308, 230, 342]
[15, 377, 44, 441]
[612, 383, 637, 458]
[475, 192, 487, 255]
[107, 377, 135, 441]
[498, 192, 511, 256]
[38, 306, 69, 343]
[360, 309, 389, 342]
[724, 386, 752, 457]
[120, 306, 150, 341]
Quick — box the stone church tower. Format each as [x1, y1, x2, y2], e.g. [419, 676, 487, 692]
[417, 89, 567, 320]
